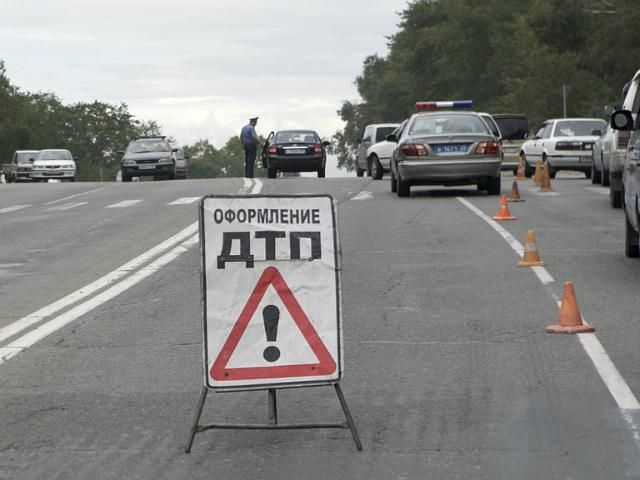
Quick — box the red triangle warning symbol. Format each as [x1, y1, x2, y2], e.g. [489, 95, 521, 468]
[210, 266, 337, 381]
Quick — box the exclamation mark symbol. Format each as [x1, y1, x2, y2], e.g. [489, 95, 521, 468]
[263, 305, 281, 362]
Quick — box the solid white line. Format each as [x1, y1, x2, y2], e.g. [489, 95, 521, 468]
[44, 187, 106, 205]
[0, 235, 199, 365]
[46, 202, 88, 211]
[0, 221, 198, 344]
[351, 191, 373, 201]
[0, 205, 31, 214]
[584, 187, 608, 195]
[457, 196, 640, 412]
[106, 200, 142, 208]
[167, 197, 200, 205]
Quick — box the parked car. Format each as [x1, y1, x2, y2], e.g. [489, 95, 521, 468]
[520, 118, 607, 178]
[591, 122, 614, 186]
[174, 147, 188, 179]
[31, 149, 76, 182]
[365, 121, 407, 180]
[119, 136, 185, 182]
[355, 123, 399, 177]
[492, 114, 530, 174]
[389, 100, 502, 197]
[2, 150, 39, 182]
[261, 130, 329, 178]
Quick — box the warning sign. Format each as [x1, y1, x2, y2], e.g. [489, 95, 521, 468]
[200, 195, 342, 390]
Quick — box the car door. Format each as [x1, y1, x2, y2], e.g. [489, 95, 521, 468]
[356, 126, 373, 171]
[526, 124, 547, 163]
[625, 129, 640, 229]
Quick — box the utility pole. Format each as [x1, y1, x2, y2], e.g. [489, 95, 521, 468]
[561, 84, 571, 118]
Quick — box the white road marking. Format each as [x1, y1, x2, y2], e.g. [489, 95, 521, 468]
[528, 189, 560, 196]
[168, 197, 200, 205]
[458, 196, 640, 414]
[0, 205, 31, 214]
[46, 202, 88, 211]
[250, 178, 263, 194]
[584, 187, 609, 195]
[351, 191, 373, 201]
[44, 187, 106, 206]
[106, 200, 142, 208]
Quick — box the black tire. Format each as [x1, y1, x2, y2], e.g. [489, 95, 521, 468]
[591, 161, 601, 184]
[486, 175, 501, 195]
[397, 174, 410, 197]
[70, 177, 76, 182]
[584, 168, 591, 180]
[267, 168, 277, 179]
[317, 167, 326, 178]
[625, 210, 640, 258]
[390, 170, 397, 193]
[356, 165, 365, 177]
[602, 167, 610, 187]
[370, 155, 383, 180]
[523, 154, 533, 178]
[611, 188, 622, 208]
[549, 168, 557, 179]
[122, 173, 131, 182]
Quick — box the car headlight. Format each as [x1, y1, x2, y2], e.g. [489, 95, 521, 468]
[123, 159, 137, 166]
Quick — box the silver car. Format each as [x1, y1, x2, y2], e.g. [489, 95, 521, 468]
[389, 103, 502, 197]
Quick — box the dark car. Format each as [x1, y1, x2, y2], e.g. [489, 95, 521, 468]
[119, 136, 187, 182]
[261, 130, 330, 178]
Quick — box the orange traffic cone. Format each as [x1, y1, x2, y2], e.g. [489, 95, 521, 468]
[492, 194, 517, 221]
[518, 230, 544, 267]
[507, 181, 524, 202]
[539, 162, 554, 192]
[516, 155, 526, 181]
[546, 282, 595, 334]
[533, 160, 543, 186]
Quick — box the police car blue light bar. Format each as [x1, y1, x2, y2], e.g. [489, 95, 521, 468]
[415, 100, 473, 111]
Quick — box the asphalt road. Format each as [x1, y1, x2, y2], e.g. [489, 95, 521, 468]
[2, 173, 640, 479]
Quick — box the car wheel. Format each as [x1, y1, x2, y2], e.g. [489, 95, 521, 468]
[267, 168, 277, 179]
[611, 188, 622, 208]
[625, 210, 640, 258]
[584, 168, 591, 180]
[390, 170, 397, 193]
[70, 177, 76, 182]
[486, 175, 501, 195]
[122, 173, 131, 182]
[591, 161, 601, 184]
[397, 174, 410, 197]
[548, 166, 557, 179]
[356, 165, 365, 177]
[370, 155, 383, 180]
[317, 166, 326, 178]
[522, 154, 533, 178]
[602, 167, 610, 187]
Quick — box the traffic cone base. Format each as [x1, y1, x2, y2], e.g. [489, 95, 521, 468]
[533, 160, 543, 186]
[507, 181, 525, 202]
[492, 195, 517, 221]
[518, 230, 544, 267]
[546, 282, 595, 334]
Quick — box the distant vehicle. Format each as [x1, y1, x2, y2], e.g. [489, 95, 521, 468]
[355, 123, 399, 177]
[32, 149, 76, 182]
[119, 136, 186, 182]
[365, 121, 407, 180]
[388, 100, 502, 197]
[492, 114, 530, 174]
[261, 130, 329, 178]
[2, 150, 39, 182]
[520, 118, 607, 178]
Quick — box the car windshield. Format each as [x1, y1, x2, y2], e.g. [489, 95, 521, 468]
[38, 151, 72, 160]
[376, 127, 397, 143]
[410, 114, 489, 135]
[274, 131, 318, 143]
[553, 120, 607, 137]
[126, 139, 170, 153]
[494, 117, 529, 140]
[16, 152, 38, 164]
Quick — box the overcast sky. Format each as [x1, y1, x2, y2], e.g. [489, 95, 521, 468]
[2, 0, 408, 154]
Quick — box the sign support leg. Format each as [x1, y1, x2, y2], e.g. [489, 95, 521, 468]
[185, 386, 208, 453]
[268, 388, 278, 424]
[334, 383, 362, 451]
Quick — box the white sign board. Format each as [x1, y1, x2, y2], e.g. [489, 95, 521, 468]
[200, 194, 342, 391]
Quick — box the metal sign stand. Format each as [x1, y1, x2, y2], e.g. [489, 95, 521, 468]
[185, 383, 362, 453]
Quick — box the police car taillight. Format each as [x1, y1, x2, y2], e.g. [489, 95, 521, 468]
[474, 141, 501, 154]
[268, 144, 278, 154]
[415, 100, 473, 111]
[314, 144, 322, 154]
[401, 143, 428, 156]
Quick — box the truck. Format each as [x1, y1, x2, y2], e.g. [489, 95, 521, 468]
[1, 150, 40, 182]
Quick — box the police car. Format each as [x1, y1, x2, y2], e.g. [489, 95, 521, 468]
[388, 100, 502, 197]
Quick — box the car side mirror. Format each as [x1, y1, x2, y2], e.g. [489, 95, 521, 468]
[184, 155, 190, 160]
[611, 110, 634, 131]
[117, 150, 125, 155]
[172, 148, 179, 153]
[385, 133, 397, 143]
[29, 158, 35, 162]
[355, 138, 362, 144]
[591, 129, 602, 136]
[322, 141, 331, 147]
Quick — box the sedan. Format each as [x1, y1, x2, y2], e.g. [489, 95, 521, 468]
[521, 118, 607, 178]
[262, 130, 329, 178]
[389, 102, 502, 197]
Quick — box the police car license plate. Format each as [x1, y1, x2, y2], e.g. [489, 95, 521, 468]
[139, 165, 155, 169]
[287, 149, 306, 155]
[432, 144, 470, 154]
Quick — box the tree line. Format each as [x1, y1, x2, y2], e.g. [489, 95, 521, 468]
[332, 0, 640, 171]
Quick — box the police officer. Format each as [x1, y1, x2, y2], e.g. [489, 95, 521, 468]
[240, 116, 262, 178]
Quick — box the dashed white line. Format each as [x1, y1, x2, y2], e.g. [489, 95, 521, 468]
[351, 191, 373, 201]
[44, 187, 105, 205]
[106, 200, 142, 208]
[46, 202, 88, 211]
[0, 205, 31, 214]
